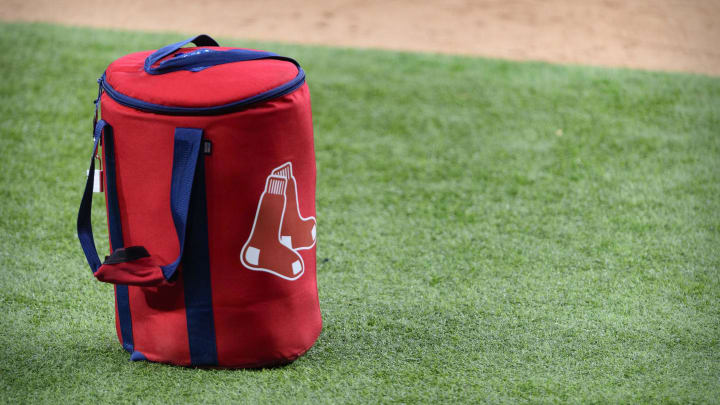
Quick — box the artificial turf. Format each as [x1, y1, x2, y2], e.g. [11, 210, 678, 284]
[0, 22, 718, 403]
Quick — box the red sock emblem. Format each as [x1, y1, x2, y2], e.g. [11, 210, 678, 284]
[241, 163, 316, 280]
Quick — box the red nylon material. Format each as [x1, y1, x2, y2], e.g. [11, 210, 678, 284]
[99, 53, 321, 366]
[94, 256, 169, 287]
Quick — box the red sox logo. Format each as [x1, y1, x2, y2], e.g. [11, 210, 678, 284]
[240, 162, 316, 280]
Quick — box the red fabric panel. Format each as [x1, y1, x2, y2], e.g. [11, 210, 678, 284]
[202, 85, 321, 366]
[94, 256, 169, 286]
[102, 98, 191, 365]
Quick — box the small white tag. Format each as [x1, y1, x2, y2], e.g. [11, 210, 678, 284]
[87, 170, 103, 193]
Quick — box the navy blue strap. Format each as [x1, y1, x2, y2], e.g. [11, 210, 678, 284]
[77, 120, 108, 272]
[160, 128, 203, 280]
[144, 34, 288, 75]
[77, 122, 204, 281]
[144, 34, 218, 74]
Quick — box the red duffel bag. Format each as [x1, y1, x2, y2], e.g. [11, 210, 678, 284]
[76, 35, 321, 367]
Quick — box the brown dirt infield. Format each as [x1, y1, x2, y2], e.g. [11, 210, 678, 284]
[1, 0, 719, 76]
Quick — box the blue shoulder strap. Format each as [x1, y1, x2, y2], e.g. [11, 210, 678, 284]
[77, 120, 108, 272]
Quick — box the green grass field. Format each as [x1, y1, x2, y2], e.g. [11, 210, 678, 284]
[1, 22, 718, 403]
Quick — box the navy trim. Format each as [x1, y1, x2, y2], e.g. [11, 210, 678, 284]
[99, 60, 304, 116]
[182, 148, 218, 365]
[159, 128, 203, 281]
[103, 125, 123, 251]
[130, 350, 148, 361]
[103, 126, 134, 353]
[76, 120, 135, 352]
[116, 285, 134, 352]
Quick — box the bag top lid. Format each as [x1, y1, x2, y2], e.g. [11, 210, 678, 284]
[101, 35, 304, 114]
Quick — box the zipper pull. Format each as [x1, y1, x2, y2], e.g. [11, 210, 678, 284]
[93, 77, 103, 139]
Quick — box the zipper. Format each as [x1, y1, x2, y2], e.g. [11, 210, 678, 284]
[93, 77, 103, 134]
[98, 63, 305, 116]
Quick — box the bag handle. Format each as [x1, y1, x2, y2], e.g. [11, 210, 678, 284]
[143, 34, 219, 74]
[77, 120, 203, 285]
[144, 34, 288, 75]
[158, 128, 203, 280]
